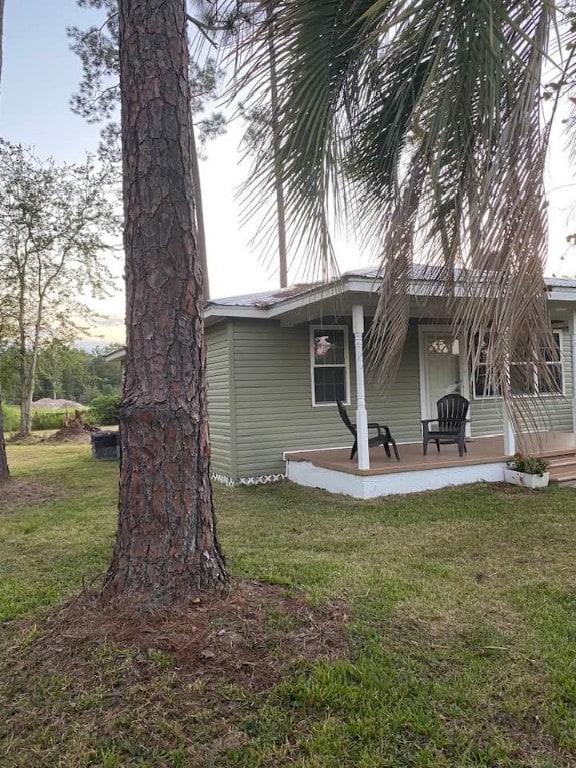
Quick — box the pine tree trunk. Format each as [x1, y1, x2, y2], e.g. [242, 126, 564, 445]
[103, 0, 228, 602]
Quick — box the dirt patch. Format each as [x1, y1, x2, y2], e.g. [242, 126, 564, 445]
[0, 478, 63, 514]
[43, 414, 100, 444]
[25, 581, 349, 692]
[2, 582, 350, 765]
[6, 433, 43, 445]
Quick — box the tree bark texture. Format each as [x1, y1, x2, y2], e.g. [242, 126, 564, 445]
[104, 0, 228, 602]
[19, 304, 42, 436]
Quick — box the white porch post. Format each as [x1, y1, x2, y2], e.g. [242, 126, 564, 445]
[571, 311, 576, 446]
[352, 304, 370, 469]
[503, 340, 516, 456]
[503, 407, 515, 456]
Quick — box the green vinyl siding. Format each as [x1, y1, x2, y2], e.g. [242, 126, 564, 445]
[206, 323, 234, 479]
[231, 319, 422, 480]
[468, 329, 573, 437]
[207, 318, 574, 483]
[364, 324, 422, 444]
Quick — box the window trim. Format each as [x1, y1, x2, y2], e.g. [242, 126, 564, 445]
[473, 329, 565, 399]
[309, 324, 351, 407]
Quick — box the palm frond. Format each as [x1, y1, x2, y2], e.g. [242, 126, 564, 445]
[234, 0, 574, 428]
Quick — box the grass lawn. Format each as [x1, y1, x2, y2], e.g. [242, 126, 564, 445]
[1, 443, 575, 767]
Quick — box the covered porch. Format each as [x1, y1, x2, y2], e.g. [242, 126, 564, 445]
[293, 293, 576, 497]
[285, 432, 576, 498]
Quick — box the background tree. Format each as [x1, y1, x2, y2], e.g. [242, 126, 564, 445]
[68, 0, 235, 299]
[0, 308, 15, 481]
[102, 0, 227, 601]
[35, 341, 92, 401]
[0, 141, 120, 436]
[0, 343, 122, 406]
[0, 0, 7, 478]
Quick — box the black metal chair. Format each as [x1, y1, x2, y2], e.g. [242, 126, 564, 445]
[336, 400, 400, 461]
[422, 394, 469, 457]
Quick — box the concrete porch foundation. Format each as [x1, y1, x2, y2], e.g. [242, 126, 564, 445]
[284, 432, 575, 498]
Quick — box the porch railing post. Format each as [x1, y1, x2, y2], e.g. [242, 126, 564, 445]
[352, 305, 369, 470]
[503, 407, 515, 456]
[571, 311, 576, 447]
[502, 341, 516, 456]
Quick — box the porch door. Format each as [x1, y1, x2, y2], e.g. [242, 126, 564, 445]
[423, 332, 462, 418]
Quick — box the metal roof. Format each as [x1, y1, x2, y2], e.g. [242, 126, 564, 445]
[205, 265, 576, 312]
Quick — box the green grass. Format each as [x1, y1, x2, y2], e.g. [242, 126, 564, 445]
[1, 443, 576, 766]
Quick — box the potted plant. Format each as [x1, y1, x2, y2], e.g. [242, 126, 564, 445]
[504, 453, 550, 489]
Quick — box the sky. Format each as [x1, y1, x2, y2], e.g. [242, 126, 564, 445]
[2, 1, 576, 346]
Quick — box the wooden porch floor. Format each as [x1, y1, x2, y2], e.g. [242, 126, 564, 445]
[284, 432, 575, 477]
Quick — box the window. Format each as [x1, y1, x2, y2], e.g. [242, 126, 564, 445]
[310, 326, 350, 405]
[427, 337, 460, 355]
[473, 334, 498, 397]
[473, 331, 563, 398]
[538, 332, 563, 394]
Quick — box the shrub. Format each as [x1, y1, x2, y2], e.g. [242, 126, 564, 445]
[87, 394, 121, 426]
[31, 410, 69, 431]
[1, 404, 20, 432]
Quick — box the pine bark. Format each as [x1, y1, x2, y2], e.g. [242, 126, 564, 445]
[103, 0, 228, 602]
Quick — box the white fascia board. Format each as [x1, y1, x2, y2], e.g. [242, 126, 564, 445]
[547, 289, 576, 303]
[104, 348, 126, 361]
[204, 305, 272, 321]
[267, 279, 372, 317]
[205, 278, 380, 323]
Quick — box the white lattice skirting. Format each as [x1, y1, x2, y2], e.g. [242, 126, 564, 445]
[211, 472, 286, 487]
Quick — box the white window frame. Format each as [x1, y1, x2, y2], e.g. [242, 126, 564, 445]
[473, 330, 564, 399]
[537, 329, 565, 396]
[309, 325, 351, 407]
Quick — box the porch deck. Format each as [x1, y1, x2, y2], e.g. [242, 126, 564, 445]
[284, 432, 575, 498]
[285, 431, 575, 476]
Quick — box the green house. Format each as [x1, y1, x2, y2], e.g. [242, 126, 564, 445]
[205, 267, 576, 496]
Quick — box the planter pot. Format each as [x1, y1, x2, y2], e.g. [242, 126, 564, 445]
[504, 468, 550, 489]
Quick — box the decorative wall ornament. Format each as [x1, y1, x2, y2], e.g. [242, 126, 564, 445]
[314, 335, 332, 357]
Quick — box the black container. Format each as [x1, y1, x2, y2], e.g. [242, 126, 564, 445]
[91, 430, 120, 460]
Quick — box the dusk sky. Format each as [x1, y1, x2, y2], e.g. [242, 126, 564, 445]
[2, 0, 576, 345]
[0, 0, 295, 344]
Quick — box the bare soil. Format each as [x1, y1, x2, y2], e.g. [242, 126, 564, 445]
[6, 433, 43, 445]
[2, 582, 350, 764]
[43, 414, 100, 444]
[0, 479, 63, 514]
[26, 581, 349, 693]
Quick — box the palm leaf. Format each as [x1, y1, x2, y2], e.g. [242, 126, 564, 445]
[234, 0, 574, 430]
